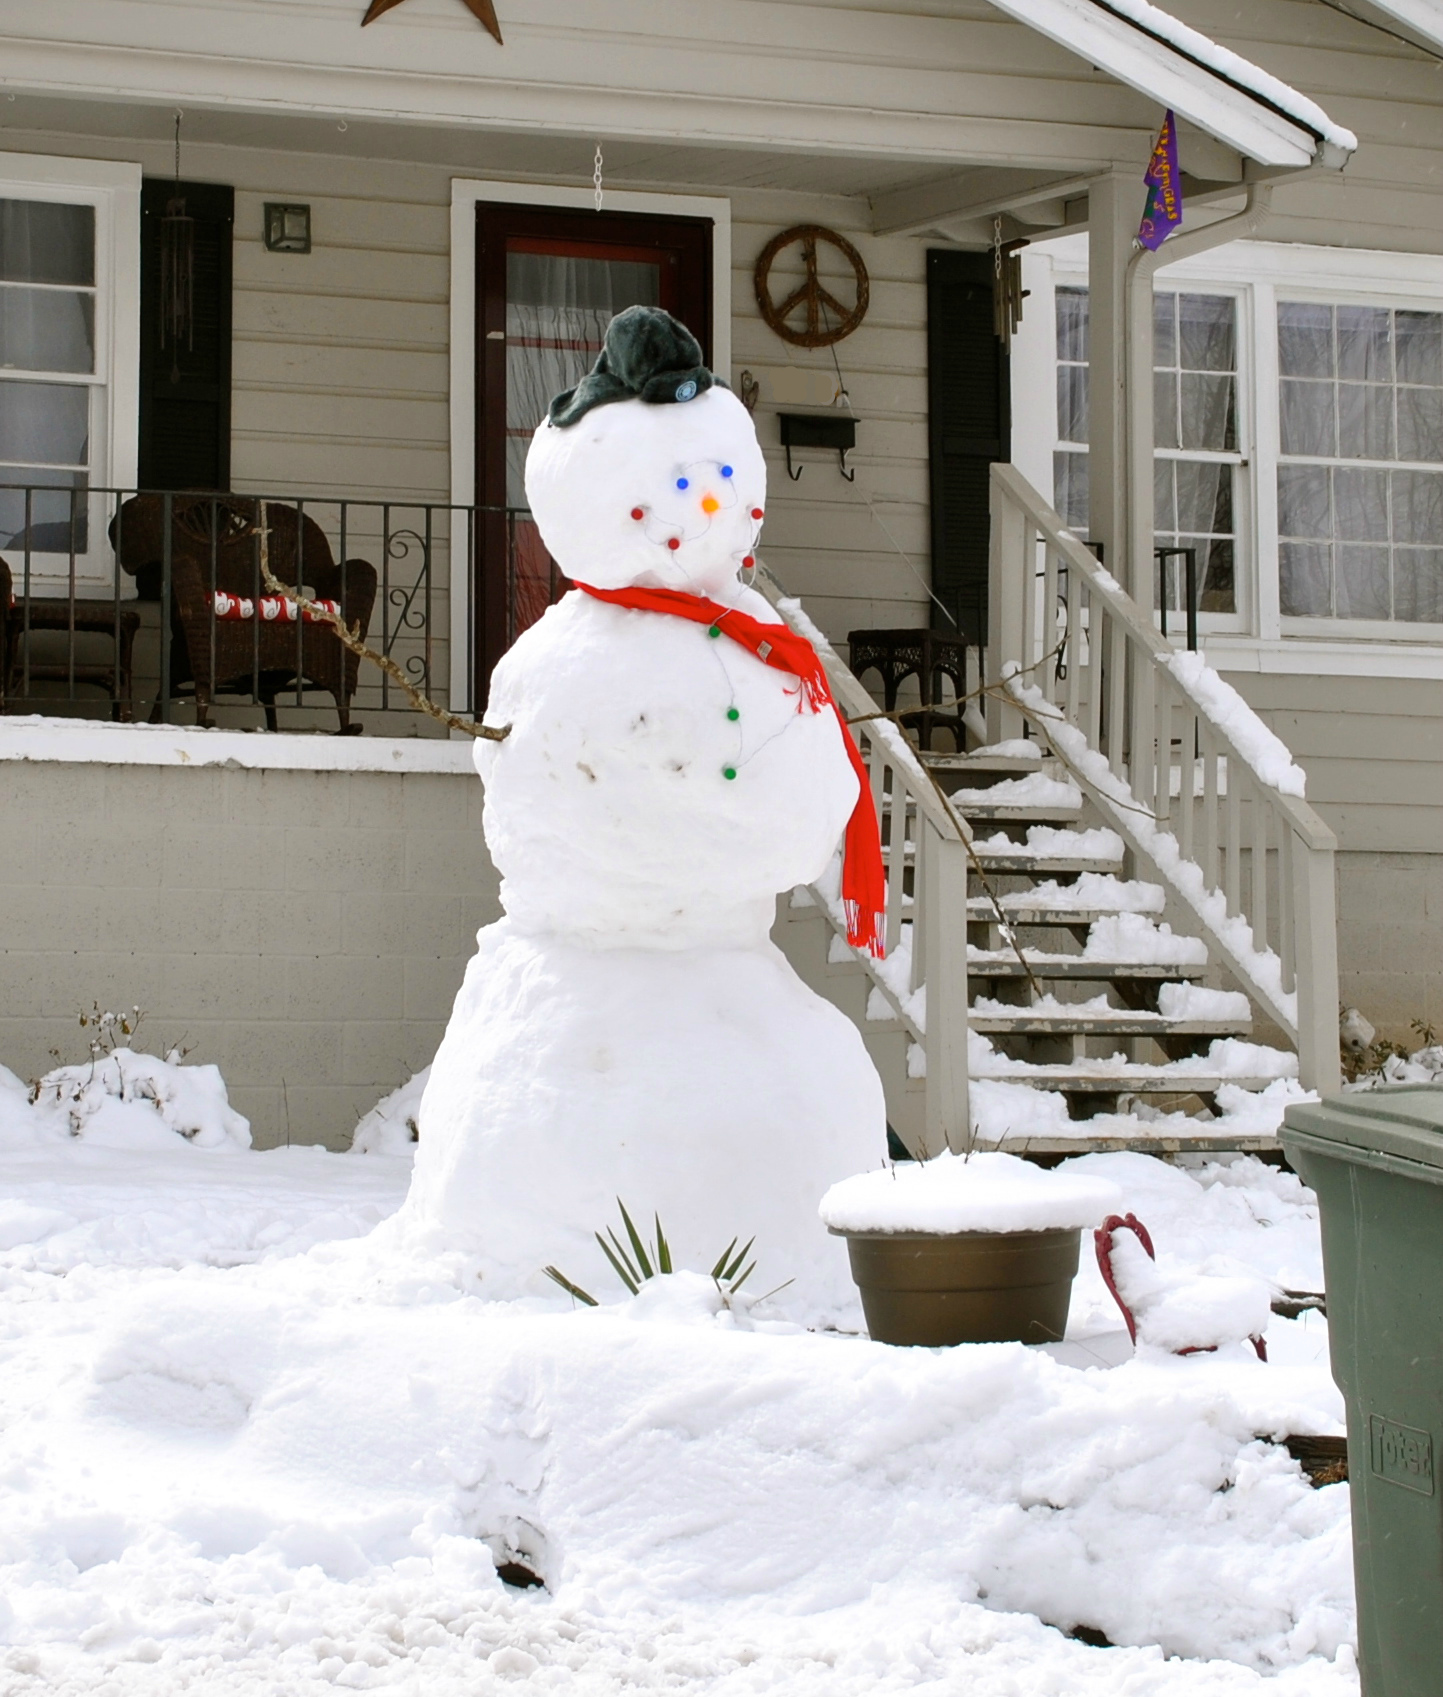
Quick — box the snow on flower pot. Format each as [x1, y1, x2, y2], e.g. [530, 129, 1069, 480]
[819, 1152, 1122, 1347]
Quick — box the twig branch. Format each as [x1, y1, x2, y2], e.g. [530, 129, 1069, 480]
[256, 515, 508, 741]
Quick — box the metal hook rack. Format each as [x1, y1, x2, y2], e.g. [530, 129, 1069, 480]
[778, 412, 857, 482]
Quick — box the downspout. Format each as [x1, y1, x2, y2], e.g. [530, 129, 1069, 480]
[1123, 181, 1275, 608]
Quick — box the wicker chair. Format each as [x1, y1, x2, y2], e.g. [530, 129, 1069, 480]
[109, 495, 378, 732]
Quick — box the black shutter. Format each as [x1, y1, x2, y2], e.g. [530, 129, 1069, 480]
[926, 250, 1009, 645]
[138, 179, 234, 491]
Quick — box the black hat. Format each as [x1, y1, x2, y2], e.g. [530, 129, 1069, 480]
[548, 305, 719, 428]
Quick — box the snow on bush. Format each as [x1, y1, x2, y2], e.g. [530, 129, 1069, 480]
[819, 1149, 1121, 1235]
[3, 1047, 249, 1151]
[350, 1065, 429, 1155]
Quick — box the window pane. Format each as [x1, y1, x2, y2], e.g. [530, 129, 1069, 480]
[1056, 286, 1088, 361]
[1393, 549, 1443, 622]
[0, 468, 88, 554]
[1280, 379, 1334, 456]
[0, 200, 94, 286]
[1337, 306, 1392, 382]
[1333, 466, 1389, 541]
[1338, 381, 1394, 460]
[1278, 464, 1330, 538]
[1053, 450, 1090, 529]
[1153, 369, 1178, 449]
[1278, 302, 1332, 378]
[1398, 384, 1443, 463]
[1179, 372, 1235, 451]
[1154, 458, 1175, 533]
[1176, 459, 1231, 535]
[1179, 293, 1235, 372]
[0, 287, 95, 373]
[1280, 542, 1332, 615]
[1057, 363, 1088, 442]
[1396, 311, 1443, 386]
[1392, 470, 1443, 545]
[1200, 539, 1235, 613]
[1335, 544, 1391, 619]
[0, 379, 88, 466]
[1153, 292, 1176, 367]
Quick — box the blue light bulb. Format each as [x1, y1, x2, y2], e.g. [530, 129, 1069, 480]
[676, 477, 689, 490]
[720, 464, 734, 478]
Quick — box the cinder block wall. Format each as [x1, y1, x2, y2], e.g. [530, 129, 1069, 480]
[0, 757, 500, 1149]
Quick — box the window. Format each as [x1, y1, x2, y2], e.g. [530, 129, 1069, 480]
[1277, 302, 1443, 624]
[1053, 284, 1241, 613]
[0, 198, 98, 556]
[0, 154, 139, 591]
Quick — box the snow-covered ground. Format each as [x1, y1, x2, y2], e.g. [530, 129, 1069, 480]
[0, 1073, 1356, 1696]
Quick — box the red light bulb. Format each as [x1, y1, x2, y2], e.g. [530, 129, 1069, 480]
[630, 507, 644, 520]
[742, 555, 755, 568]
[750, 508, 764, 520]
[666, 537, 681, 551]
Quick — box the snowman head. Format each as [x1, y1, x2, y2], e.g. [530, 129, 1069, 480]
[524, 307, 766, 599]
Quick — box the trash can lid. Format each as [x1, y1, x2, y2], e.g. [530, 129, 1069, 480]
[1284, 1084, 1443, 1175]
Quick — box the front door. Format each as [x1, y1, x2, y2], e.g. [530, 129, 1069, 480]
[473, 202, 712, 701]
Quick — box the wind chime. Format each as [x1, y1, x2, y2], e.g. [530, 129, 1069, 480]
[991, 215, 1029, 347]
[160, 111, 195, 383]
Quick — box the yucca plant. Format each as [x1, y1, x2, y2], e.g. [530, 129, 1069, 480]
[544, 1198, 758, 1306]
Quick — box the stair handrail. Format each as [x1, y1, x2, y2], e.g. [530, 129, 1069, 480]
[988, 462, 1340, 1094]
[758, 568, 972, 1156]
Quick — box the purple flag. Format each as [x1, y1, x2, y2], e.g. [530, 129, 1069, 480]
[1137, 111, 1182, 251]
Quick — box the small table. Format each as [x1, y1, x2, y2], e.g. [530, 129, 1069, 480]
[846, 628, 970, 752]
[2, 599, 141, 720]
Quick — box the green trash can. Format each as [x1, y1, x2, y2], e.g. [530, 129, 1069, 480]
[1282, 1084, 1443, 1697]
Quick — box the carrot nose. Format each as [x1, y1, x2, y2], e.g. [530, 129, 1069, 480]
[701, 494, 720, 514]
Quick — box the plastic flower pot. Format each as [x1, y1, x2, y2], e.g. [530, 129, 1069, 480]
[831, 1224, 1083, 1346]
[818, 1151, 1122, 1348]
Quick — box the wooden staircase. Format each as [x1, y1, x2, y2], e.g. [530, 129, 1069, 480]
[764, 464, 1339, 1163]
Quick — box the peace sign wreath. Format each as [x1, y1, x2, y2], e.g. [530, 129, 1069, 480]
[754, 225, 870, 348]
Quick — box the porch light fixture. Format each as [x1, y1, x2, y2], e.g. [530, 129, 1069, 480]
[264, 203, 311, 253]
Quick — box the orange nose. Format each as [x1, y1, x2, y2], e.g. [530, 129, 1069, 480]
[700, 494, 720, 514]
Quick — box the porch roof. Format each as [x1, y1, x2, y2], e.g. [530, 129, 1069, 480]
[0, 0, 1359, 204]
[986, 0, 1358, 168]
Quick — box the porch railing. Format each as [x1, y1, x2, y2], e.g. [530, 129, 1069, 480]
[987, 462, 1340, 1094]
[760, 569, 972, 1158]
[0, 483, 551, 729]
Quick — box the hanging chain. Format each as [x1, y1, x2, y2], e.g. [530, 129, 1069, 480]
[173, 110, 183, 189]
[993, 213, 1002, 279]
[593, 144, 604, 213]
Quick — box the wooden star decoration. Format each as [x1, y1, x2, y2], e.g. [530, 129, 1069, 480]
[361, 0, 503, 44]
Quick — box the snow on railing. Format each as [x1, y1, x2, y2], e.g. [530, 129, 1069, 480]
[759, 572, 971, 1158]
[987, 463, 1340, 1095]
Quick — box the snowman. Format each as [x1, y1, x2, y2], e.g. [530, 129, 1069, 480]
[400, 307, 886, 1315]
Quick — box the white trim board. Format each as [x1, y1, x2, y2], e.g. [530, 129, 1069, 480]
[447, 177, 732, 711]
[0, 717, 476, 773]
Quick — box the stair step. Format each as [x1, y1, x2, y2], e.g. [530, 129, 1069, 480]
[953, 801, 1084, 824]
[969, 1012, 1249, 1037]
[970, 1128, 1283, 1157]
[919, 751, 1048, 776]
[968, 1068, 1285, 1095]
[972, 850, 1124, 875]
[966, 900, 1152, 925]
[966, 955, 1207, 981]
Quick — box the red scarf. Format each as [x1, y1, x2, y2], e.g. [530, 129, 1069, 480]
[578, 582, 886, 957]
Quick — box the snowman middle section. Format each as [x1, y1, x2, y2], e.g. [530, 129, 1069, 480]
[405, 588, 887, 1314]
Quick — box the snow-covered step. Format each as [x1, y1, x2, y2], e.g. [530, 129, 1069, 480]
[946, 773, 1084, 825]
[970, 985, 1251, 1038]
[970, 1068, 1286, 1095]
[972, 847, 1125, 875]
[971, 825, 1126, 876]
[966, 874, 1166, 926]
[919, 739, 1048, 777]
[969, 1126, 1285, 1156]
[970, 1010, 1249, 1037]
[966, 956, 1208, 981]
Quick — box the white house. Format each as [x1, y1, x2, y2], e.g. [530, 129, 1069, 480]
[0, 0, 1437, 1149]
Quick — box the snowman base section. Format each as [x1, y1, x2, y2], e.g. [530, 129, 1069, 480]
[401, 921, 886, 1317]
